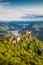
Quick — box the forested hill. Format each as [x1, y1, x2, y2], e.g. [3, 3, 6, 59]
[0, 34, 43, 65]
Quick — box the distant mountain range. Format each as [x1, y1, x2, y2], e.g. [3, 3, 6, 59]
[21, 24, 43, 41]
[0, 21, 43, 41]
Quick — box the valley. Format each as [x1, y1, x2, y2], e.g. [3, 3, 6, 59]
[0, 22, 43, 41]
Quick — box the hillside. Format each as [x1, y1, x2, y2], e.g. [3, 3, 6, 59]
[19, 23, 43, 41]
[25, 24, 43, 41]
[0, 22, 43, 41]
[0, 32, 43, 65]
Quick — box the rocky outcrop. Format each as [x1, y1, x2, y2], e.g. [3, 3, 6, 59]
[4, 30, 32, 43]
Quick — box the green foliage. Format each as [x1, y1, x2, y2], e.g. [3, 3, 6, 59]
[0, 37, 43, 65]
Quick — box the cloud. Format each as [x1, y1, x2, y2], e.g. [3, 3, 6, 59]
[21, 14, 43, 19]
[0, 1, 11, 7]
[20, 14, 43, 21]
[0, 2, 43, 21]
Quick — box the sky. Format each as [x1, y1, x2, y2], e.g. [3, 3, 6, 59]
[0, 0, 43, 21]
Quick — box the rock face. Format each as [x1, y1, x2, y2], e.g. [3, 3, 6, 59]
[21, 30, 32, 40]
[25, 30, 32, 39]
[16, 36, 21, 42]
[4, 30, 32, 43]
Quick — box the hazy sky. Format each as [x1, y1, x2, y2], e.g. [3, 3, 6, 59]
[0, 0, 43, 21]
